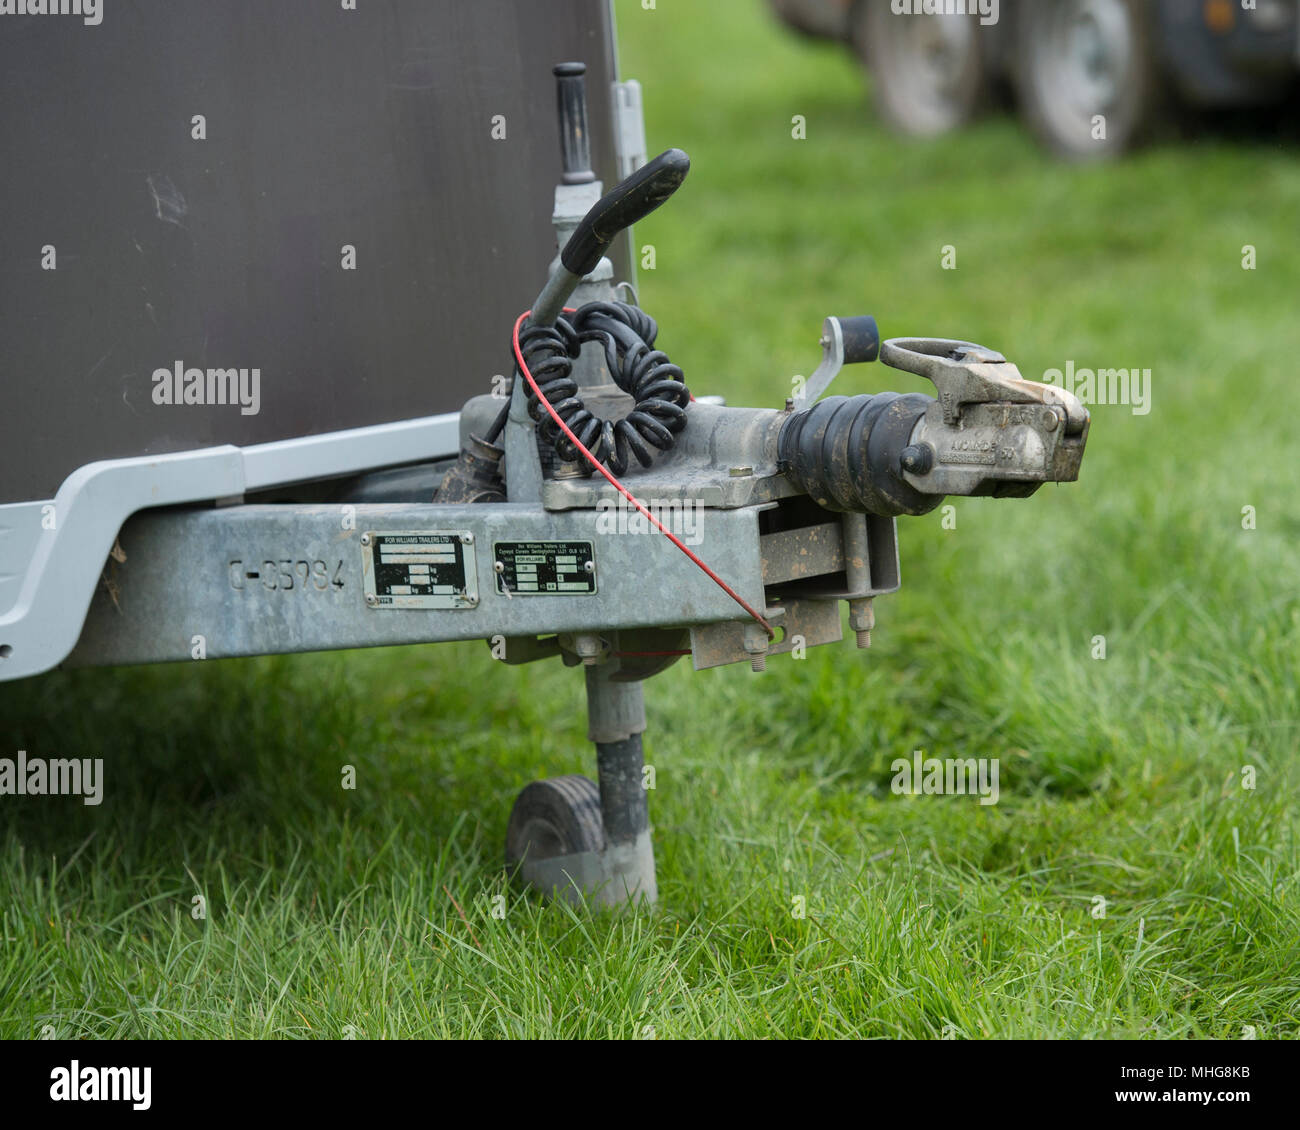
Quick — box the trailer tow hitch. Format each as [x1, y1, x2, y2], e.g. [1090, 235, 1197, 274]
[779, 337, 1090, 516]
[885, 337, 1089, 498]
[443, 62, 1093, 908]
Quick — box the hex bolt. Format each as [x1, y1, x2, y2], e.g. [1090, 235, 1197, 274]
[848, 597, 875, 650]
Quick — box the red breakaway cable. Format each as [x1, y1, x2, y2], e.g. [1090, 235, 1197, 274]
[512, 310, 775, 640]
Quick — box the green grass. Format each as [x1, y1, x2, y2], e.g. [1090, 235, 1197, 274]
[2, 0, 1299, 1038]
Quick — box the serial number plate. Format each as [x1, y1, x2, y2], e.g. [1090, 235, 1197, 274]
[362, 531, 478, 609]
[494, 541, 595, 596]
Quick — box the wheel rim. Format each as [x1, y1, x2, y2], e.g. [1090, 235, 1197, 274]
[875, 12, 979, 134]
[1037, 0, 1135, 126]
[514, 816, 565, 861]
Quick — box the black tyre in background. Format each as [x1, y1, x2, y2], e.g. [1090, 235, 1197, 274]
[1013, 0, 1163, 160]
[850, 0, 991, 137]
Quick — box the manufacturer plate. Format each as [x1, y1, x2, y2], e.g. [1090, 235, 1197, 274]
[362, 531, 478, 609]
[494, 541, 595, 596]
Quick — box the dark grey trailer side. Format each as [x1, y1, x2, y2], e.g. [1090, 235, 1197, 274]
[0, 0, 626, 505]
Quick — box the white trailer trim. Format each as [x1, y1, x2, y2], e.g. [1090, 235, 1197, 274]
[0, 412, 461, 682]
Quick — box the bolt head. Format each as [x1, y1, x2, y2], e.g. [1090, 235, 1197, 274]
[360, 534, 371, 546]
[900, 445, 933, 475]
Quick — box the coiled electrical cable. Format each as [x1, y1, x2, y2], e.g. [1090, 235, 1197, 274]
[512, 301, 690, 475]
[511, 309, 775, 640]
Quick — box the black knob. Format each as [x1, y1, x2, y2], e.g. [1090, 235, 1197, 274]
[554, 61, 595, 185]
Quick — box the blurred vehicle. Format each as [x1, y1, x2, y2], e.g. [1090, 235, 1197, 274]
[768, 0, 1300, 158]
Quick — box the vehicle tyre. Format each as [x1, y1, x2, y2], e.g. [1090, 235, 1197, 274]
[1014, 0, 1163, 160]
[851, 0, 990, 136]
[505, 775, 605, 869]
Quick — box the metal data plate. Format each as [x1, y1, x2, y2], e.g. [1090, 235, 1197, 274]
[494, 541, 596, 596]
[362, 531, 478, 609]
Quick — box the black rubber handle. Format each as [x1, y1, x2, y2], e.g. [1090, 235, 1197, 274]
[560, 148, 690, 276]
[838, 316, 880, 364]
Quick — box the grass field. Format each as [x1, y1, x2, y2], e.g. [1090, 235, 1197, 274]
[2, 0, 1299, 1039]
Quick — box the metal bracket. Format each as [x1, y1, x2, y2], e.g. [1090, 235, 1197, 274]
[796, 317, 847, 407]
[794, 315, 882, 407]
[689, 599, 842, 671]
[504, 377, 546, 503]
[518, 829, 656, 908]
[612, 79, 648, 180]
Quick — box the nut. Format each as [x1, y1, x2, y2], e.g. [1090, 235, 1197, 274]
[848, 598, 875, 650]
[573, 633, 604, 667]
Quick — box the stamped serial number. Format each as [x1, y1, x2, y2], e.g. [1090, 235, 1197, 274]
[229, 558, 345, 593]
